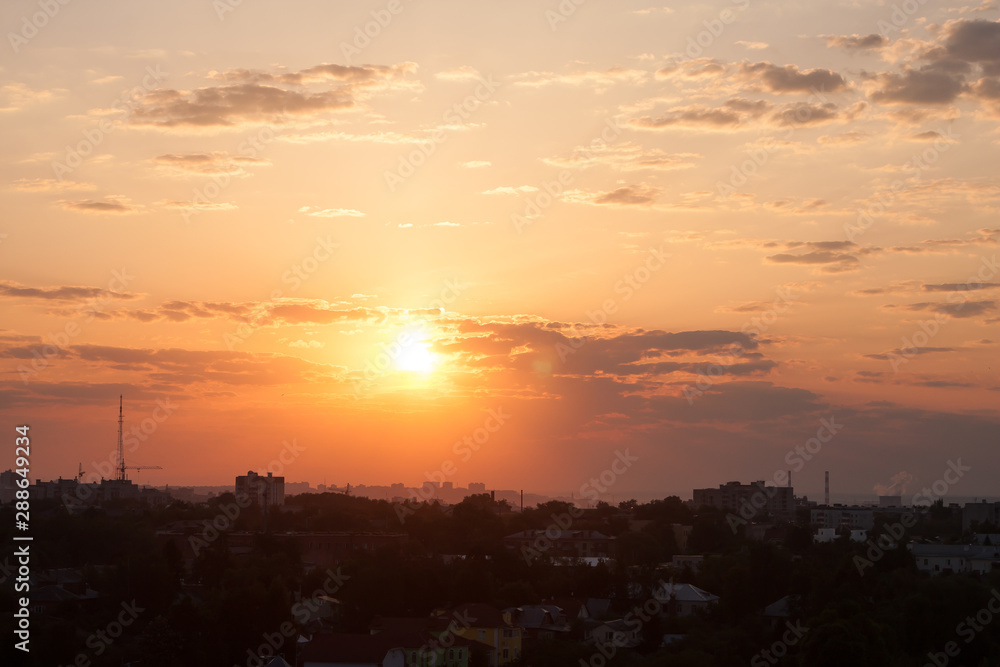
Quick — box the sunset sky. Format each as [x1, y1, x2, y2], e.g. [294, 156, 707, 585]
[2, 0, 999, 501]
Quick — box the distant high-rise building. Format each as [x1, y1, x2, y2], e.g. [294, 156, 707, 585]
[469, 482, 487, 494]
[235, 470, 284, 506]
[692, 480, 794, 521]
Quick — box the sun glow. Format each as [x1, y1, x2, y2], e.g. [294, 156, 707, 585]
[394, 337, 437, 373]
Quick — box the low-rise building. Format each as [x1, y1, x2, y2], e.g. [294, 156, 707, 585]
[910, 544, 1000, 575]
[652, 582, 719, 617]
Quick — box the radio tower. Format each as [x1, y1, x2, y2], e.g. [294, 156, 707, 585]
[115, 396, 162, 483]
[117, 395, 126, 482]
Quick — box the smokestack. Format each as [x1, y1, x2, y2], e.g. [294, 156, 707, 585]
[520, 489, 523, 513]
[788, 470, 791, 488]
[825, 471, 830, 505]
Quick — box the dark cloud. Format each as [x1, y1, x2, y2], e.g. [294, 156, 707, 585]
[943, 19, 1000, 69]
[592, 184, 660, 206]
[826, 34, 888, 51]
[61, 198, 137, 214]
[764, 241, 874, 272]
[865, 346, 956, 361]
[0, 281, 140, 302]
[869, 67, 966, 105]
[895, 299, 997, 319]
[130, 63, 416, 128]
[923, 282, 1000, 292]
[741, 62, 848, 93]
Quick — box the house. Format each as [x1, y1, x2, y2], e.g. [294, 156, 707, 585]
[545, 597, 589, 622]
[584, 619, 641, 648]
[651, 582, 719, 617]
[813, 528, 837, 543]
[762, 595, 801, 630]
[369, 617, 475, 667]
[909, 544, 1000, 575]
[299, 633, 406, 667]
[503, 605, 570, 640]
[434, 603, 522, 666]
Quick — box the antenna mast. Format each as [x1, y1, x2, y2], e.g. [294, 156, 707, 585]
[117, 395, 125, 482]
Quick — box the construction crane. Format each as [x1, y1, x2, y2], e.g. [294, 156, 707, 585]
[115, 395, 162, 483]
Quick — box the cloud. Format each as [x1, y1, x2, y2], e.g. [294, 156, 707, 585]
[889, 299, 997, 319]
[562, 184, 660, 207]
[60, 196, 138, 214]
[152, 152, 269, 175]
[460, 160, 491, 169]
[543, 142, 699, 171]
[298, 206, 365, 217]
[481, 185, 539, 196]
[0, 281, 140, 302]
[764, 241, 874, 272]
[740, 62, 848, 93]
[11, 178, 95, 192]
[736, 41, 769, 50]
[825, 34, 888, 51]
[869, 67, 967, 105]
[434, 66, 482, 81]
[512, 67, 647, 90]
[772, 101, 841, 126]
[865, 347, 956, 360]
[923, 282, 1000, 292]
[630, 105, 743, 129]
[942, 19, 1000, 69]
[129, 62, 417, 128]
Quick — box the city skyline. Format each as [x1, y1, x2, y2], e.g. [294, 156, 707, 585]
[3, 0, 1000, 500]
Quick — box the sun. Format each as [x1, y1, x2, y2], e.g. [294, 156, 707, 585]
[394, 338, 437, 373]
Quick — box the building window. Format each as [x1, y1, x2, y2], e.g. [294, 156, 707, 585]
[503, 648, 509, 660]
[478, 630, 486, 641]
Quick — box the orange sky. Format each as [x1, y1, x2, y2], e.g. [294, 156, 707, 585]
[2, 0, 999, 500]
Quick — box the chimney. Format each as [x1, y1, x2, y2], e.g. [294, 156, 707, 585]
[825, 471, 830, 505]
